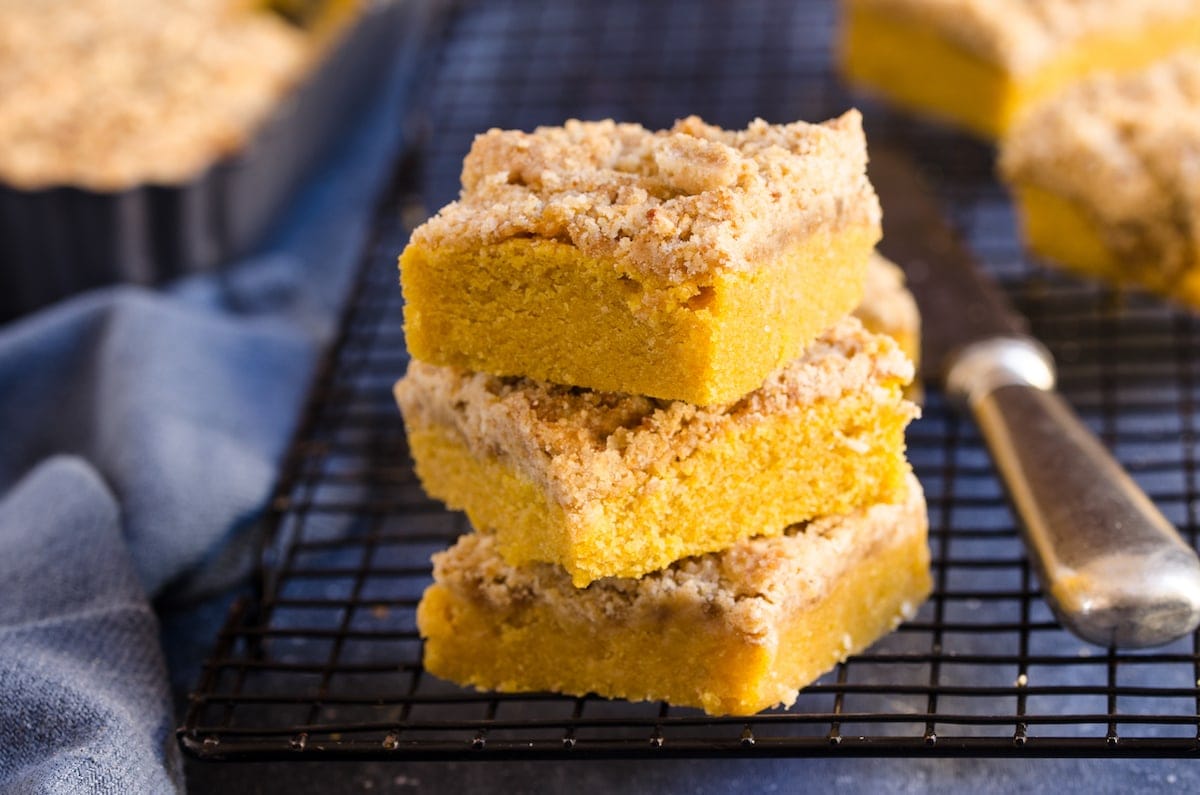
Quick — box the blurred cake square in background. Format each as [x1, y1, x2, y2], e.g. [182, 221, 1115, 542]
[1001, 52, 1200, 307]
[839, 0, 1200, 138]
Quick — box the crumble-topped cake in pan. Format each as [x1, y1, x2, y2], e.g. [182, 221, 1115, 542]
[1000, 52, 1200, 307]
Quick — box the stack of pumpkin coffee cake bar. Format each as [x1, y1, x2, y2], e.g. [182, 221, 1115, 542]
[394, 111, 930, 716]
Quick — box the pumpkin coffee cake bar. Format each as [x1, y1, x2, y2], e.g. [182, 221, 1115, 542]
[399, 112, 881, 405]
[395, 316, 917, 586]
[1000, 52, 1200, 307]
[417, 474, 930, 716]
[839, 0, 1200, 138]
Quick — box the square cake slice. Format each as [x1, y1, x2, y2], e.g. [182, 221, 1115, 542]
[839, 0, 1200, 137]
[416, 475, 931, 716]
[399, 112, 880, 405]
[1000, 53, 1200, 307]
[395, 317, 917, 586]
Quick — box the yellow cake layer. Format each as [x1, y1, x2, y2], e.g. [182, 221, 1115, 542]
[395, 317, 916, 586]
[1012, 184, 1121, 283]
[1012, 184, 1200, 308]
[417, 476, 931, 716]
[401, 226, 875, 406]
[839, 2, 1200, 138]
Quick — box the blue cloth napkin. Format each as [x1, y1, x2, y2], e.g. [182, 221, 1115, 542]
[0, 45, 411, 791]
[0, 458, 180, 793]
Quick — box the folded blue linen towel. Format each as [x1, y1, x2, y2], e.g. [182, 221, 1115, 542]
[0, 40, 411, 790]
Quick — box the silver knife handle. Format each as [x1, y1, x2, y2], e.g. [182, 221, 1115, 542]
[947, 338, 1200, 648]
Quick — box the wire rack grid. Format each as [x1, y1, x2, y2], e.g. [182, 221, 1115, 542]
[180, 0, 1200, 760]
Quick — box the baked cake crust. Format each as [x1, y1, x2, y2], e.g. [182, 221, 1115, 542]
[1000, 53, 1200, 301]
[417, 475, 931, 716]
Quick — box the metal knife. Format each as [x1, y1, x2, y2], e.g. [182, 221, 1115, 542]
[870, 146, 1200, 648]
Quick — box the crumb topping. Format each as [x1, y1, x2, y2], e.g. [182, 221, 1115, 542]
[0, 0, 314, 190]
[407, 112, 880, 282]
[1000, 52, 1200, 286]
[853, 252, 919, 344]
[395, 316, 916, 507]
[850, 0, 1200, 75]
[430, 474, 925, 643]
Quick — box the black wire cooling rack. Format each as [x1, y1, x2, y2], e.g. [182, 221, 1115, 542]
[180, 0, 1200, 760]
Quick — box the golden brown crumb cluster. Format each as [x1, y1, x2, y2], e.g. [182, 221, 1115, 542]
[853, 252, 919, 345]
[395, 316, 916, 508]
[431, 475, 925, 643]
[847, 0, 1199, 74]
[0, 0, 312, 190]
[409, 112, 881, 281]
[1000, 52, 1200, 284]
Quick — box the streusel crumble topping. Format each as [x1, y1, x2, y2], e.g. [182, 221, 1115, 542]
[395, 317, 916, 508]
[408, 112, 880, 282]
